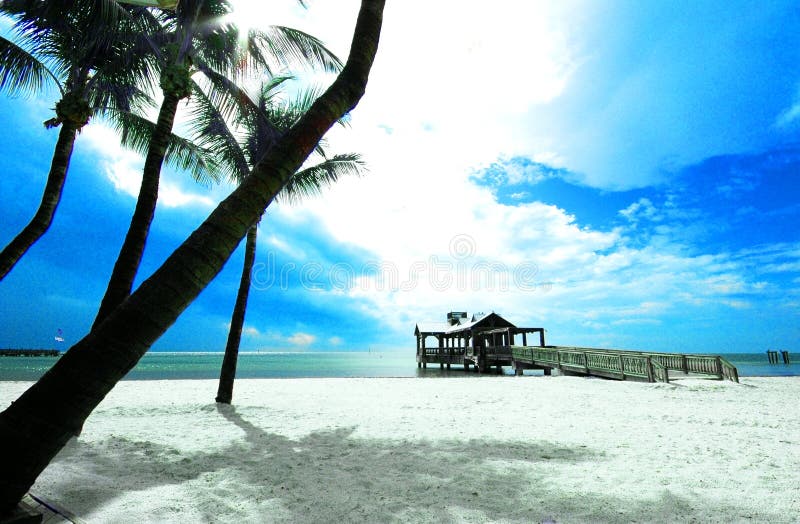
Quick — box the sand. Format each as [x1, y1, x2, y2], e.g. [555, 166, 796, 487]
[2, 376, 799, 523]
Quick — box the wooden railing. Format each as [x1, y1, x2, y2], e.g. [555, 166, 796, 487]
[464, 346, 513, 358]
[720, 356, 739, 382]
[422, 347, 466, 358]
[511, 346, 739, 383]
[417, 346, 512, 368]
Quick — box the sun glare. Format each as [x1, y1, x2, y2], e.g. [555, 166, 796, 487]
[225, 0, 264, 37]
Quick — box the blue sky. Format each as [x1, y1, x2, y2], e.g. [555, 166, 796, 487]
[0, 1, 798, 353]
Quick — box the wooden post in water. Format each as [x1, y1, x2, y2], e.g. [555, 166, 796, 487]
[781, 350, 790, 364]
[767, 350, 778, 364]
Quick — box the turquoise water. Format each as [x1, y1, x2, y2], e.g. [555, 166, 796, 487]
[0, 351, 797, 381]
[717, 352, 800, 378]
[0, 351, 445, 381]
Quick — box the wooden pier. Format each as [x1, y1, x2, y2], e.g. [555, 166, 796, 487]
[511, 345, 739, 383]
[415, 312, 739, 383]
[766, 350, 791, 364]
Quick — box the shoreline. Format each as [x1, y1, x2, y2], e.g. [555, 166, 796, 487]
[2, 373, 799, 383]
[1, 351, 798, 382]
[2, 376, 799, 522]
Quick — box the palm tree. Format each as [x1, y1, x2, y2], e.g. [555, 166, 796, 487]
[92, 0, 343, 327]
[0, 0, 159, 281]
[0, 0, 384, 512]
[199, 80, 366, 404]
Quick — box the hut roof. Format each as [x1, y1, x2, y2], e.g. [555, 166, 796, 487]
[414, 312, 516, 336]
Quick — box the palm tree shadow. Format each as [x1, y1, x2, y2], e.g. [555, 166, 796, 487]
[39, 404, 770, 523]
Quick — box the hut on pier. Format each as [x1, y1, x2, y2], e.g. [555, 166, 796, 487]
[414, 311, 545, 372]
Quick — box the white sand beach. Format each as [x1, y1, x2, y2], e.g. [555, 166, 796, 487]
[2, 376, 799, 523]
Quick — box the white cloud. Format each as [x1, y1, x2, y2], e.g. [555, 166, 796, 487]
[243, 325, 261, 337]
[775, 86, 800, 127]
[265, 233, 307, 261]
[158, 181, 214, 208]
[104, 155, 144, 197]
[288, 332, 315, 346]
[297, 185, 782, 346]
[619, 198, 661, 224]
[221, 322, 261, 338]
[81, 122, 217, 209]
[611, 318, 662, 326]
[227, 0, 796, 349]
[761, 262, 800, 273]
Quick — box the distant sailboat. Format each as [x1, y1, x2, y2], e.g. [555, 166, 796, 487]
[54, 328, 65, 352]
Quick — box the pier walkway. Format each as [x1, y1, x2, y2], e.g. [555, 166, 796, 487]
[417, 345, 739, 383]
[511, 345, 739, 383]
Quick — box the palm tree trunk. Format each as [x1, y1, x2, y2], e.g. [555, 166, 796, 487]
[216, 224, 258, 404]
[0, 0, 384, 513]
[92, 92, 182, 328]
[0, 121, 79, 280]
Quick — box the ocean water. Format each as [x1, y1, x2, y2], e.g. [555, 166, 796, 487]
[0, 351, 797, 382]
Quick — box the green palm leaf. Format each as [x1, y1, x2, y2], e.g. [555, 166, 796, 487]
[258, 26, 343, 74]
[186, 80, 250, 183]
[0, 35, 60, 96]
[278, 154, 366, 204]
[98, 107, 219, 185]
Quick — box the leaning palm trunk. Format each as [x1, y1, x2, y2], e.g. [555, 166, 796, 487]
[216, 223, 258, 404]
[0, 0, 384, 513]
[92, 92, 182, 327]
[0, 121, 78, 279]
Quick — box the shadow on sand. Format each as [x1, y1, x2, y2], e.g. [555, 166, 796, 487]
[41, 404, 772, 523]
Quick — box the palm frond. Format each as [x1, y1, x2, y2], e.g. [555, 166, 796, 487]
[0, 35, 60, 96]
[194, 64, 258, 122]
[186, 80, 250, 183]
[164, 132, 221, 185]
[253, 26, 342, 74]
[278, 154, 366, 205]
[289, 85, 324, 115]
[193, 21, 242, 76]
[1, 0, 163, 100]
[90, 78, 156, 115]
[100, 106, 219, 184]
